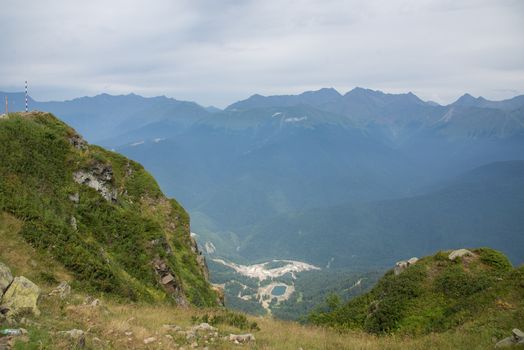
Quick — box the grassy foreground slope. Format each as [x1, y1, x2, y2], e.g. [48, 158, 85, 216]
[309, 248, 524, 339]
[0, 240, 521, 349]
[0, 111, 217, 306]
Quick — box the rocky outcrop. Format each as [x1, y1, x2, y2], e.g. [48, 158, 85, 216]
[211, 284, 225, 306]
[394, 257, 418, 275]
[0, 262, 13, 299]
[152, 258, 188, 306]
[190, 236, 209, 280]
[73, 161, 117, 202]
[496, 328, 524, 347]
[1, 276, 41, 317]
[68, 133, 88, 150]
[448, 248, 474, 260]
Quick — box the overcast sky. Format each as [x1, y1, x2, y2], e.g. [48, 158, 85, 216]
[1, 0, 523, 107]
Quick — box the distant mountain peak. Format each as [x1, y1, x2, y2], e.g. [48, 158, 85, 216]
[205, 105, 222, 113]
[226, 88, 342, 110]
[345, 86, 378, 96]
[344, 87, 425, 105]
[425, 100, 441, 107]
[453, 93, 481, 106]
[301, 87, 341, 97]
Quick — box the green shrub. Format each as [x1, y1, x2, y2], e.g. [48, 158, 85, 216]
[477, 248, 513, 271]
[194, 310, 260, 331]
[434, 265, 491, 298]
[39, 271, 58, 284]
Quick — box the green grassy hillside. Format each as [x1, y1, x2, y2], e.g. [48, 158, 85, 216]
[0, 111, 218, 306]
[309, 248, 524, 337]
[1, 246, 522, 349]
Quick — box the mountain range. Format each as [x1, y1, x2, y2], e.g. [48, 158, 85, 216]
[3, 88, 524, 271]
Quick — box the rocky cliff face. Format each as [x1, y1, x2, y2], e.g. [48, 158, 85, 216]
[0, 111, 218, 306]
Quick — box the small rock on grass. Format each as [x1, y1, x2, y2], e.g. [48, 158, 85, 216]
[191, 323, 217, 332]
[48, 281, 71, 299]
[448, 248, 473, 260]
[229, 333, 256, 343]
[495, 328, 524, 347]
[143, 337, 157, 344]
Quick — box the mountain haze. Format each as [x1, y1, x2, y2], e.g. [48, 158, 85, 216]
[3, 88, 524, 270]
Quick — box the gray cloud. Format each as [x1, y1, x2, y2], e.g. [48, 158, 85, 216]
[0, 0, 523, 107]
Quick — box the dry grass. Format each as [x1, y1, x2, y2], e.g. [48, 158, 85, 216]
[13, 292, 507, 350]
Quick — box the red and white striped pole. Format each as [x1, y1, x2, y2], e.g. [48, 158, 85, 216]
[25, 81, 28, 112]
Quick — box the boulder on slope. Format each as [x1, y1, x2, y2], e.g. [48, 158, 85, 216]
[1, 276, 41, 317]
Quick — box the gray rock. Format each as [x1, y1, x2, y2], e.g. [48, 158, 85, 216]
[1, 276, 40, 317]
[191, 323, 217, 332]
[513, 328, 524, 341]
[0, 262, 13, 298]
[448, 249, 473, 261]
[48, 281, 71, 299]
[495, 328, 524, 347]
[143, 337, 156, 344]
[69, 134, 88, 150]
[407, 257, 419, 265]
[83, 296, 101, 306]
[229, 333, 255, 343]
[68, 192, 80, 204]
[161, 274, 175, 285]
[70, 216, 78, 231]
[496, 337, 514, 347]
[73, 162, 117, 202]
[59, 329, 84, 339]
[393, 257, 418, 275]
